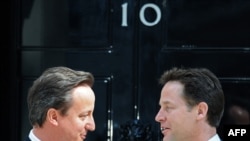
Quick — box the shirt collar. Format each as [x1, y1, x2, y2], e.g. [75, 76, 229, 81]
[29, 129, 41, 141]
[208, 134, 221, 141]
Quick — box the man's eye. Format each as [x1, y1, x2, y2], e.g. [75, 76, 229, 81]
[80, 114, 88, 119]
[165, 107, 172, 111]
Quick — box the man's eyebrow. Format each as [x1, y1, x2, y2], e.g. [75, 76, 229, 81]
[159, 100, 172, 106]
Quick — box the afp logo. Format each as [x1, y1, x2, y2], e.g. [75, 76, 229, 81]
[223, 125, 249, 140]
[228, 129, 246, 136]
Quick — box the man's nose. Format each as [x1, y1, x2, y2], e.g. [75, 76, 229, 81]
[87, 117, 95, 131]
[155, 109, 164, 122]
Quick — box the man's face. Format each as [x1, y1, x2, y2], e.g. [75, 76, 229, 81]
[57, 84, 96, 141]
[155, 81, 197, 141]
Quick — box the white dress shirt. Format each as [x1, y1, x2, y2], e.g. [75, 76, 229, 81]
[208, 134, 221, 141]
[28, 129, 41, 141]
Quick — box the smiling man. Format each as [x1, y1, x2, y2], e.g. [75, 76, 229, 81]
[25, 66, 96, 141]
[155, 67, 224, 141]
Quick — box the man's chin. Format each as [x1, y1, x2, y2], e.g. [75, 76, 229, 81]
[163, 135, 172, 141]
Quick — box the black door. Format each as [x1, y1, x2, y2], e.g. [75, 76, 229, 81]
[7, 0, 250, 141]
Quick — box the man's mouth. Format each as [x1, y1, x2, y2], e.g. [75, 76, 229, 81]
[80, 134, 86, 140]
[161, 127, 168, 131]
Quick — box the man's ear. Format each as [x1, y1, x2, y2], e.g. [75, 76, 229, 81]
[196, 102, 208, 120]
[47, 108, 59, 126]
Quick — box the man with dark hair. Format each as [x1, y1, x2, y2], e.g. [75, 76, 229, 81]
[155, 67, 224, 141]
[26, 66, 96, 141]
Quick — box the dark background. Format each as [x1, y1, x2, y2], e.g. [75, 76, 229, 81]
[3, 0, 250, 141]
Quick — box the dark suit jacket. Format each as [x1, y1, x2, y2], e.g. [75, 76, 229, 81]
[25, 137, 31, 141]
